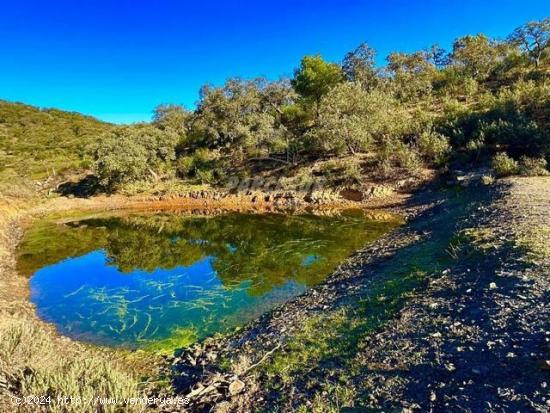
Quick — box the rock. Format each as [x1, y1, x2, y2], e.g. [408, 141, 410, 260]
[228, 379, 245, 396]
[489, 282, 497, 290]
[339, 188, 364, 202]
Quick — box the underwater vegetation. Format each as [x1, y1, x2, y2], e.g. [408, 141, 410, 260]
[18, 211, 399, 350]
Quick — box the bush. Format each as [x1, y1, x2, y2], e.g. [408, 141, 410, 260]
[175, 156, 195, 178]
[492, 152, 519, 177]
[196, 169, 216, 184]
[375, 140, 422, 177]
[0, 316, 141, 413]
[94, 126, 178, 189]
[519, 156, 549, 176]
[416, 130, 451, 165]
[319, 158, 362, 186]
[175, 149, 225, 184]
[394, 142, 423, 173]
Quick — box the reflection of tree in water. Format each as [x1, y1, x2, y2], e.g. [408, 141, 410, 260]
[20, 212, 398, 295]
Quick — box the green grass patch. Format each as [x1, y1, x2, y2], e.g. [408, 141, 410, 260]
[258, 188, 482, 409]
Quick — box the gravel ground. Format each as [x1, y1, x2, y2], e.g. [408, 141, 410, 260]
[170, 177, 550, 412]
[345, 177, 550, 412]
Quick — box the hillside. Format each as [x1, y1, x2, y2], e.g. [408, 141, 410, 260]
[0, 100, 114, 192]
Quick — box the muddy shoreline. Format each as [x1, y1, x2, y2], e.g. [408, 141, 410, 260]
[0, 186, 410, 410]
[160, 186, 437, 411]
[4, 178, 547, 412]
[166, 178, 550, 412]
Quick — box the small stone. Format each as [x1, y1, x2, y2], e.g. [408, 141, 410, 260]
[431, 332, 442, 338]
[430, 391, 437, 401]
[538, 360, 550, 371]
[228, 379, 245, 395]
[489, 282, 497, 290]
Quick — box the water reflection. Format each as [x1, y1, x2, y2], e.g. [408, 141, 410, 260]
[18, 211, 399, 349]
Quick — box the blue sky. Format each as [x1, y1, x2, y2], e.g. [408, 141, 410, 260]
[1, 0, 549, 124]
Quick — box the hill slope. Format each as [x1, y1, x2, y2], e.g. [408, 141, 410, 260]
[0, 100, 114, 189]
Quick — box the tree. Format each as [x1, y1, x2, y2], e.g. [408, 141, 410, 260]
[291, 55, 344, 106]
[508, 18, 550, 67]
[450, 34, 499, 79]
[153, 104, 189, 135]
[94, 125, 178, 188]
[189, 78, 285, 158]
[306, 83, 401, 155]
[426, 44, 449, 69]
[261, 78, 297, 110]
[386, 51, 436, 100]
[342, 42, 378, 88]
[259, 79, 301, 162]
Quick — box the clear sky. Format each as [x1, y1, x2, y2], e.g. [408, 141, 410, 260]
[1, 0, 549, 124]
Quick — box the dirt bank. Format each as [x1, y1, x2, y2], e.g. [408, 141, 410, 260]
[169, 177, 550, 412]
[0, 186, 404, 412]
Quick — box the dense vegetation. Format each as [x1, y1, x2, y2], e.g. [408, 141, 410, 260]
[1, 18, 549, 195]
[0, 101, 114, 191]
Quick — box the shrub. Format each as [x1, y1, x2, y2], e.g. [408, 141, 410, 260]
[519, 156, 549, 176]
[394, 142, 423, 173]
[481, 174, 495, 185]
[416, 130, 451, 165]
[175, 148, 226, 184]
[195, 169, 215, 184]
[492, 152, 519, 176]
[175, 156, 195, 178]
[319, 158, 362, 186]
[94, 126, 178, 189]
[0, 316, 141, 413]
[374, 139, 423, 177]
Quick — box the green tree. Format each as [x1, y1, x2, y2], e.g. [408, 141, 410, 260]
[189, 78, 291, 160]
[291, 55, 344, 106]
[450, 34, 499, 79]
[426, 44, 449, 69]
[307, 83, 401, 155]
[508, 18, 550, 67]
[94, 125, 178, 188]
[342, 42, 378, 89]
[153, 104, 189, 136]
[386, 51, 436, 100]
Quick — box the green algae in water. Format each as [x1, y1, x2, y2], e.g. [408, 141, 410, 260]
[18, 210, 399, 350]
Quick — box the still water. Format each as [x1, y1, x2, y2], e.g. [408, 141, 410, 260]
[17, 210, 399, 350]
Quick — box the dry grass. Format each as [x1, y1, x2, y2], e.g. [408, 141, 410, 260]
[0, 196, 155, 413]
[0, 315, 144, 413]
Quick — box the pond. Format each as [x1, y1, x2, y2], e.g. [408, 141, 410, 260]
[17, 209, 400, 351]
